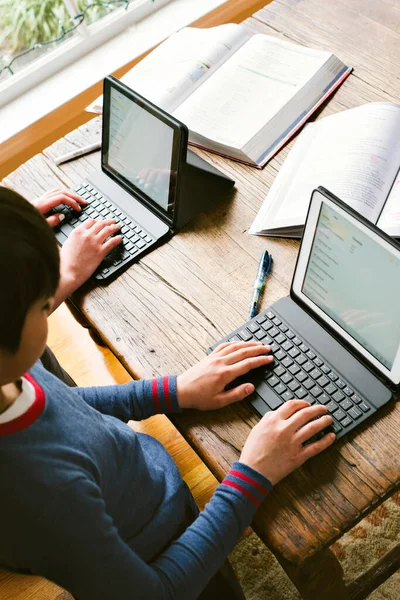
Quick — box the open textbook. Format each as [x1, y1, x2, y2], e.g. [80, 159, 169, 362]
[250, 102, 400, 238]
[87, 24, 351, 168]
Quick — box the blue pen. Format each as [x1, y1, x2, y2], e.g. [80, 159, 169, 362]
[249, 250, 272, 319]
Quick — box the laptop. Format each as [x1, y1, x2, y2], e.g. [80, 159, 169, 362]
[52, 76, 234, 282]
[211, 187, 400, 443]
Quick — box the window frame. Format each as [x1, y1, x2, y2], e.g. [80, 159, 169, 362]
[0, 0, 173, 108]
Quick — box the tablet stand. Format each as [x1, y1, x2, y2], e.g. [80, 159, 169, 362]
[174, 149, 235, 229]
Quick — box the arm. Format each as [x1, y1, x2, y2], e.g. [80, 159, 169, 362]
[74, 340, 275, 420]
[75, 376, 181, 421]
[30, 464, 271, 600]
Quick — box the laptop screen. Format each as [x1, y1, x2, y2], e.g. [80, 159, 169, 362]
[292, 190, 400, 384]
[102, 79, 186, 224]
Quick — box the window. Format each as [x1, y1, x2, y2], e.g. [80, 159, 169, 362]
[0, 0, 173, 107]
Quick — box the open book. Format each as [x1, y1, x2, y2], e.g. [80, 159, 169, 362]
[86, 24, 351, 168]
[250, 102, 400, 238]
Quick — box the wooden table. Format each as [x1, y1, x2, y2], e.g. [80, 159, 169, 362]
[3, 1, 400, 598]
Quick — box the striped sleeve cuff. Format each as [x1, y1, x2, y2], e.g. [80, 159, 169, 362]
[142, 375, 181, 416]
[220, 461, 273, 508]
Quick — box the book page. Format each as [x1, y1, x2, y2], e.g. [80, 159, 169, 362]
[251, 103, 400, 234]
[173, 34, 333, 150]
[377, 168, 400, 237]
[86, 24, 250, 114]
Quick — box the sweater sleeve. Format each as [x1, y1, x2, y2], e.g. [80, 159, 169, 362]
[29, 462, 272, 600]
[73, 376, 181, 421]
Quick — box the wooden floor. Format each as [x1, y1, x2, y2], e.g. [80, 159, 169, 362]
[0, 302, 219, 599]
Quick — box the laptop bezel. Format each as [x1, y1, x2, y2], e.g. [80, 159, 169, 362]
[291, 186, 400, 386]
[101, 75, 188, 231]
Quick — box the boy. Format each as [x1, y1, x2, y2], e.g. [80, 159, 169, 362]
[0, 187, 335, 599]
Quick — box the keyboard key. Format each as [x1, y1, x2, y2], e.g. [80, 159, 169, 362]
[282, 340, 293, 352]
[281, 372, 293, 385]
[263, 335, 273, 346]
[359, 403, 370, 413]
[255, 329, 267, 340]
[125, 230, 135, 239]
[248, 322, 260, 333]
[266, 395, 283, 411]
[266, 311, 274, 319]
[288, 363, 301, 375]
[332, 390, 345, 403]
[272, 316, 281, 326]
[275, 350, 286, 361]
[335, 409, 347, 421]
[296, 387, 308, 399]
[310, 386, 323, 398]
[317, 376, 329, 388]
[138, 230, 147, 238]
[144, 235, 152, 243]
[289, 347, 300, 358]
[270, 342, 279, 353]
[256, 314, 267, 324]
[313, 358, 323, 367]
[336, 379, 346, 389]
[275, 333, 286, 345]
[303, 378, 315, 390]
[348, 406, 362, 420]
[286, 330, 295, 339]
[288, 380, 300, 392]
[295, 354, 307, 366]
[267, 376, 280, 388]
[229, 336, 240, 342]
[275, 383, 287, 396]
[325, 383, 337, 396]
[341, 416, 353, 427]
[321, 365, 330, 375]
[269, 327, 280, 338]
[281, 357, 293, 368]
[303, 361, 314, 373]
[318, 393, 330, 405]
[299, 343, 308, 353]
[326, 400, 339, 413]
[279, 323, 289, 333]
[352, 395, 362, 405]
[125, 242, 134, 251]
[238, 329, 253, 341]
[330, 421, 342, 434]
[340, 398, 353, 411]
[328, 372, 339, 382]
[344, 387, 353, 396]
[306, 350, 316, 360]
[296, 371, 308, 383]
[310, 368, 321, 380]
[282, 391, 295, 401]
[292, 337, 302, 346]
[273, 365, 286, 377]
[136, 239, 146, 249]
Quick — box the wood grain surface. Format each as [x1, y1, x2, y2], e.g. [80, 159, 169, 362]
[3, 0, 399, 570]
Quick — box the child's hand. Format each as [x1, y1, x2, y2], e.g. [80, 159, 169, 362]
[239, 400, 335, 485]
[32, 189, 86, 227]
[59, 219, 122, 294]
[177, 341, 273, 410]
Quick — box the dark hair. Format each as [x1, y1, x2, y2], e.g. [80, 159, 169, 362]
[0, 187, 60, 353]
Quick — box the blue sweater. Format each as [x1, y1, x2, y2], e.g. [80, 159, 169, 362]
[0, 361, 272, 600]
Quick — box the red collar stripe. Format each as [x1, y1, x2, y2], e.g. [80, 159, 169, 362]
[0, 373, 45, 436]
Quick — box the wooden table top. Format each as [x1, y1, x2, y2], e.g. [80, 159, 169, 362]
[3, 0, 399, 567]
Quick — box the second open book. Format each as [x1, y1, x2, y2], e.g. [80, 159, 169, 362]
[250, 102, 400, 238]
[87, 24, 350, 168]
